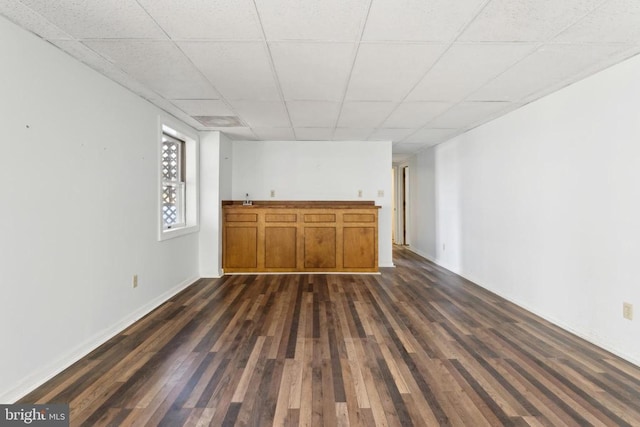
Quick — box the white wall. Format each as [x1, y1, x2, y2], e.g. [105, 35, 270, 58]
[406, 150, 437, 256]
[198, 131, 232, 277]
[0, 17, 200, 402]
[232, 140, 394, 267]
[409, 52, 640, 365]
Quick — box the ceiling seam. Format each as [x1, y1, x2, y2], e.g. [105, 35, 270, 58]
[330, 0, 375, 141]
[411, 0, 614, 149]
[407, 0, 614, 153]
[17, 1, 203, 129]
[250, 0, 296, 141]
[134, 0, 258, 138]
[379, 0, 495, 148]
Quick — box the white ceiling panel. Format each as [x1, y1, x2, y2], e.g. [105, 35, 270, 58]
[295, 128, 335, 140]
[337, 102, 397, 128]
[252, 128, 296, 140]
[137, 0, 261, 40]
[255, 0, 369, 41]
[287, 101, 341, 127]
[363, 0, 486, 41]
[382, 102, 451, 128]
[407, 43, 537, 101]
[179, 42, 280, 101]
[392, 142, 428, 154]
[220, 128, 257, 140]
[404, 128, 459, 144]
[459, 0, 602, 42]
[427, 101, 512, 128]
[149, 98, 205, 129]
[270, 42, 356, 100]
[172, 100, 233, 116]
[368, 128, 414, 141]
[84, 41, 218, 99]
[0, 2, 72, 39]
[51, 40, 163, 100]
[19, 0, 166, 39]
[333, 128, 374, 140]
[554, 0, 640, 44]
[469, 44, 630, 101]
[345, 43, 447, 101]
[229, 101, 291, 128]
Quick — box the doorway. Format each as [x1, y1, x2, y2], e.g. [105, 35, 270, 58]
[402, 166, 409, 245]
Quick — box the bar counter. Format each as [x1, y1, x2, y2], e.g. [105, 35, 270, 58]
[222, 200, 380, 273]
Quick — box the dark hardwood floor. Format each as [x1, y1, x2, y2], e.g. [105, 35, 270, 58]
[20, 246, 640, 426]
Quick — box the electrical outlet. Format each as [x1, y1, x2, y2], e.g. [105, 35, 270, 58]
[442, 243, 446, 251]
[270, 190, 275, 198]
[623, 302, 633, 320]
[377, 190, 384, 197]
[133, 274, 138, 288]
[358, 190, 363, 198]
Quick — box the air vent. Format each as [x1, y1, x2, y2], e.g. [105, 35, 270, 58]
[192, 116, 245, 127]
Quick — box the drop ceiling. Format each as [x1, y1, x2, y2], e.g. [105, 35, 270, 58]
[2, 0, 639, 161]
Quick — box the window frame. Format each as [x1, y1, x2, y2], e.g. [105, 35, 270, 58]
[158, 118, 199, 241]
[161, 133, 186, 230]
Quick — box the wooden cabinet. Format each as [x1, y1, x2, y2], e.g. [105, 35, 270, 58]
[222, 201, 380, 273]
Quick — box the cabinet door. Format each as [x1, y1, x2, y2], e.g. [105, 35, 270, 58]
[265, 227, 297, 268]
[343, 227, 375, 268]
[224, 227, 258, 268]
[304, 227, 336, 268]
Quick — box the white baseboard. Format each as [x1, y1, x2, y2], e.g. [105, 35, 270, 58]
[405, 246, 640, 368]
[0, 276, 200, 404]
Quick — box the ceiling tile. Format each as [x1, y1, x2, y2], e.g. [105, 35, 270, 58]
[459, 0, 602, 42]
[363, 0, 486, 41]
[255, 0, 369, 41]
[337, 102, 397, 128]
[220, 128, 257, 140]
[19, 0, 166, 39]
[368, 128, 415, 141]
[171, 99, 232, 116]
[252, 128, 296, 140]
[427, 101, 512, 128]
[406, 43, 537, 101]
[469, 44, 631, 101]
[0, 2, 72, 39]
[149, 98, 205, 129]
[554, 0, 640, 44]
[345, 43, 447, 101]
[403, 128, 459, 143]
[84, 40, 218, 99]
[382, 102, 451, 128]
[51, 40, 162, 100]
[137, 0, 261, 40]
[392, 142, 429, 154]
[295, 128, 335, 140]
[270, 42, 356, 100]
[333, 128, 374, 140]
[287, 101, 341, 127]
[228, 100, 290, 127]
[179, 42, 280, 101]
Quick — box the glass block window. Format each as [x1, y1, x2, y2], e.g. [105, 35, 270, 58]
[161, 133, 185, 229]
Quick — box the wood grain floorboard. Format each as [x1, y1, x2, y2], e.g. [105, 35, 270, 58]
[17, 246, 640, 426]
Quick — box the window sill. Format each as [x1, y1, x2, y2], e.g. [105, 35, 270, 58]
[159, 224, 199, 241]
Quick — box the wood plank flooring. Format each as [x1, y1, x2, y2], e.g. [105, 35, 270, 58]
[19, 246, 640, 426]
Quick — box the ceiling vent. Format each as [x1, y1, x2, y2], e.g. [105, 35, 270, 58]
[192, 116, 245, 127]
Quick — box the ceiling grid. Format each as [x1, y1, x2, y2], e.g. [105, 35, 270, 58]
[2, 0, 639, 160]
